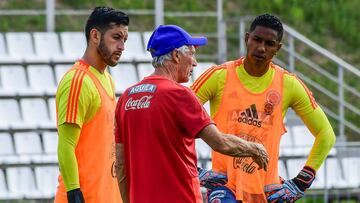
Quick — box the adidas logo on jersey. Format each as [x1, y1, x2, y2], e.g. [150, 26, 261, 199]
[237, 104, 262, 128]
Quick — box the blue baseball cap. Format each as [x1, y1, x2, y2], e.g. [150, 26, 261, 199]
[147, 25, 208, 57]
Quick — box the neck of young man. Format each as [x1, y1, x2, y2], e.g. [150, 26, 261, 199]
[243, 57, 271, 77]
[82, 49, 107, 74]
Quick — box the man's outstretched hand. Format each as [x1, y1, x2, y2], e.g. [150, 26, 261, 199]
[249, 142, 269, 171]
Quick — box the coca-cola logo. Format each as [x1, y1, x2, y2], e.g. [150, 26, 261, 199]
[125, 96, 153, 110]
[233, 157, 256, 174]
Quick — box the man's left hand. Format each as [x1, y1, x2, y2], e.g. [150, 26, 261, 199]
[198, 167, 228, 189]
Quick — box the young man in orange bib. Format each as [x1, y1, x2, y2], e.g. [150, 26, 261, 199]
[191, 14, 336, 203]
[54, 7, 129, 203]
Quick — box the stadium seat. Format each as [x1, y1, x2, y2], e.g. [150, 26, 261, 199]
[192, 62, 215, 81]
[27, 65, 57, 94]
[0, 33, 6, 56]
[286, 159, 304, 178]
[341, 157, 360, 188]
[0, 33, 16, 63]
[291, 125, 337, 156]
[324, 158, 348, 188]
[290, 125, 314, 156]
[205, 160, 212, 170]
[278, 160, 288, 180]
[13, 132, 42, 155]
[40, 131, 58, 163]
[48, 97, 57, 124]
[60, 32, 86, 61]
[283, 109, 299, 126]
[42, 131, 58, 155]
[0, 168, 19, 199]
[0, 169, 7, 199]
[14, 132, 42, 163]
[142, 31, 152, 50]
[287, 158, 325, 189]
[311, 163, 325, 189]
[20, 98, 54, 128]
[197, 159, 212, 171]
[7, 167, 41, 199]
[137, 64, 154, 80]
[195, 138, 211, 160]
[121, 32, 151, 62]
[55, 64, 71, 84]
[33, 32, 72, 62]
[279, 128, 294, 156]
[5, 32, 46, 63]
[110, 63, 138, 94]
[0, 133, 18, 164]
[0, 65, 35, 95]
[0, 99, 22, 129]
[0, 133, 14, 156]
[34, 166, 59, 198]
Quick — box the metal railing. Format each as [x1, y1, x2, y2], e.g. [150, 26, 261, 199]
[0, 0, 218, 32]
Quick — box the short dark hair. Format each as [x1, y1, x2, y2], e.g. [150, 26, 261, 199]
[85, 7, 129, 42]
[250, 14, 283, 42]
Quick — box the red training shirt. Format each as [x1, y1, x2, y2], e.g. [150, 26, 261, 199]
[115, 75, 212, 203]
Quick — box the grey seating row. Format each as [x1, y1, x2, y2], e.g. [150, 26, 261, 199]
[0, 32, 152, 63]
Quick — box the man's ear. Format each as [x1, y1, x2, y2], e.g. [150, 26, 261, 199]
[245, 32, 250, 45]
[172, 50, 180, 63]
[89, 28, 101, 45]
[276, 42, 282, 52]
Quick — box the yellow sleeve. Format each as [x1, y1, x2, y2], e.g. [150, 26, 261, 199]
[58, 123, 81, 191]
[56, 69, 99, 127]
[303, 108, 336, 169]
[191, 67, 227, 116]
[285, 74, 336, 170]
